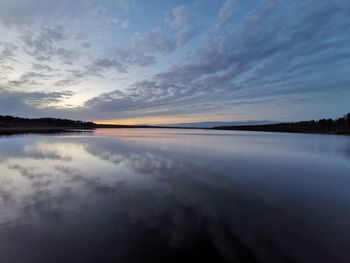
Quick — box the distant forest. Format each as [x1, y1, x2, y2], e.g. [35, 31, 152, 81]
[0, 115, 95, 128]
[1, 113, 350, 135]
[0, 115, 148, 130]
[213, 113, 350, 135]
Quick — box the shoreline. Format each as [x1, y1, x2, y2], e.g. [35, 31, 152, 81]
[211, 127, 350, 135]
[0, 126, 349, 136]
[0, 127, 94, 136]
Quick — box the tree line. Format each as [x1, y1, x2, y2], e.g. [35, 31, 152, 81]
[213, 113, 350, 135]
[1, 113, 350, 134]
[0, 115, 96, 128]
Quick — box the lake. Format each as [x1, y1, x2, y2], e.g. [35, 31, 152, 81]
[0, 129, 349, 263]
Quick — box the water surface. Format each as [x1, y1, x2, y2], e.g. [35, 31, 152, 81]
[0, 129, 350, 263]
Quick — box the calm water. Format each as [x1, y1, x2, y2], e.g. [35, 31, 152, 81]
[0, 129, 350, 263]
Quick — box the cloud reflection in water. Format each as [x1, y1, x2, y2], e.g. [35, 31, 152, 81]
[0, 130, 349, 263]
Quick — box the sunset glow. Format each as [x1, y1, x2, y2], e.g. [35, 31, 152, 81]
[0, 0, 349, 124]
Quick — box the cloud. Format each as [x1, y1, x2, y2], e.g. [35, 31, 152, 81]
[0, 1, 154, 98]
[0, 88, 74, 116]
[155, 0, 350, 100]
[0, 0, 350, 122]
[0, 0, 128, 28]
[132, 4, 202, 55]
[8, 72, 52, 88]
[54, 78, 80, 87]
[32, 63, 55, 72]
[90, 49, 155, 73]
[0, 42, 19, 81]
[216, 0, 240, 29]
[132, 27, 176, 55]
[77, 0, 350, 120]
[168, 5, 201, 46]
[115, 0, 135, 11]
[21, 26, 78, 63]
[0, 42, 18, 61]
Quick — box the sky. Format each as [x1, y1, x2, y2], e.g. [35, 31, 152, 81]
[0, 0, 349, 125]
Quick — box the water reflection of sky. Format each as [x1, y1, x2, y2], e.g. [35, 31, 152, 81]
[0, 129, 350, 263]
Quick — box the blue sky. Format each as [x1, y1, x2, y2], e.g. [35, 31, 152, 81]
[0, 0, 349, 124]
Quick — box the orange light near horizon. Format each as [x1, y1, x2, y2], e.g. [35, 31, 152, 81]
[94, 116, 246, 126]
[95, 116, 197, 126]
